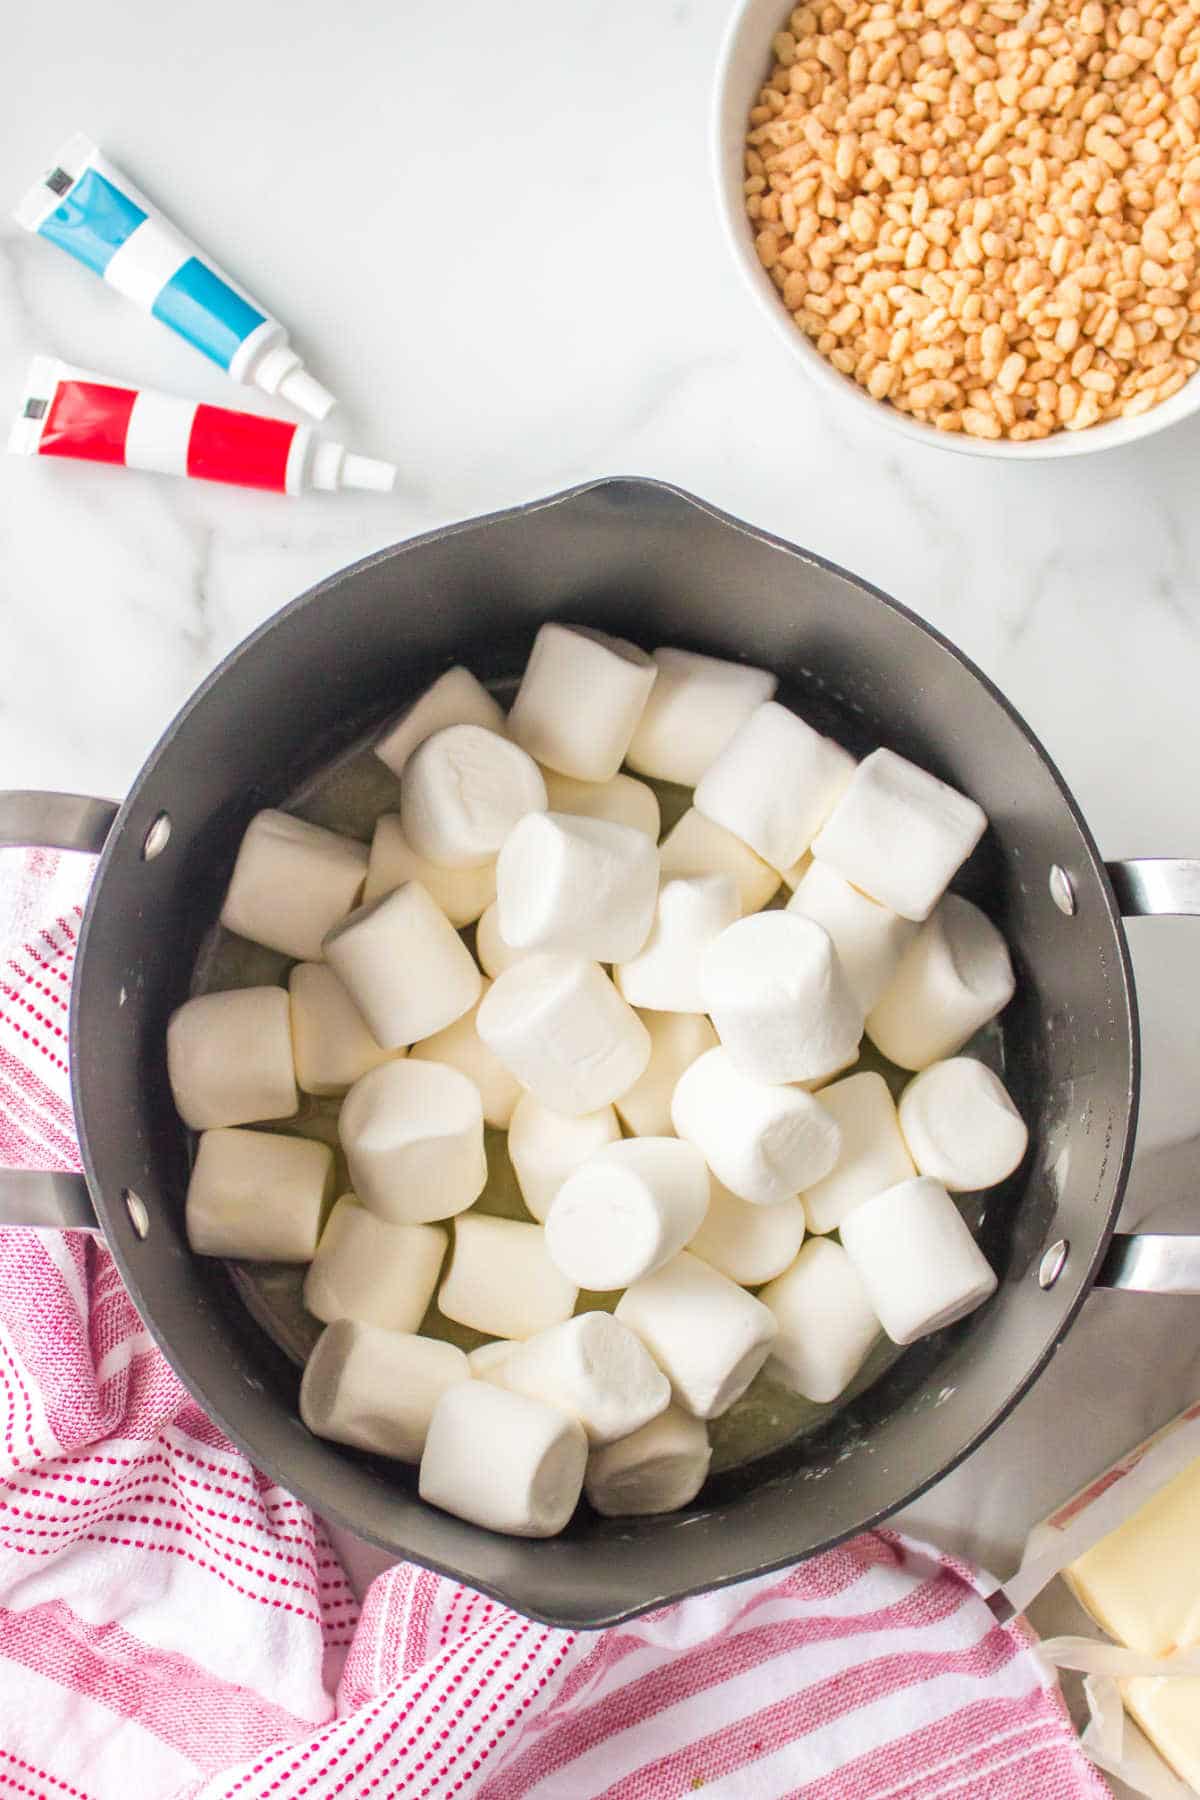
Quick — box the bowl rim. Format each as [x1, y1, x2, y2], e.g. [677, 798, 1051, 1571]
[710, 0, 1200, 460]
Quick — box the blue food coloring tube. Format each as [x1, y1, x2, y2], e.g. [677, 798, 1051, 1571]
[15, 133, 335, 420]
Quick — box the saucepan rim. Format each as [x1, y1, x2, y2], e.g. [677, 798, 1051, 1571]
[69, 476, 1140, 1624]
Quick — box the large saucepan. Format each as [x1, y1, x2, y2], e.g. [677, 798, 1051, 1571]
[1, 477, 1197, 1629]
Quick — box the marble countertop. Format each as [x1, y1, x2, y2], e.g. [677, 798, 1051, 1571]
[4, 0, 1199, 1721]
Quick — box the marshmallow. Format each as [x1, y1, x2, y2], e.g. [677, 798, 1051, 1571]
[898, 1058, 1028, 1193]
[300, 1321, 469, 1462]
[545, 1138, 711, 1289]
[438, 1214, 578, 1339]
[409, 983, 523, 1128]
[625, 648, 778, 787]
[615, 1252, 777, 1420]
[689, 1180, 806, 1287]
[186, 1127, 333, 1261]
[220, 810, 368, 961]
[167, 987, 297, 1130]
[613, 1011, 717, 1138]
[302, 1196, 446, 1331]
[671, 1048, 841, 1206]
[786, 861, 918, 1013]
[289, 963, 397, 1097]
[400, 725, 547, 870]
[658, 808, 780, 915]
[419, 1380, 587, 1538]
[375, 666, 506, 780]
[507, 623, 657, 781]
[324, 882, 481, 1048]
[615, 875, 738, 1013]
[798, 1048, 861, 1093]
[468, 1339, 515, 1378]
[496, 813, 659, 962]
[506, 1093, 621, 1223]
[700, 911, 864, 1086]
[802, 1071, 916, 1234]
[694, 702, 856, 873]
[542, 769, 660, 840]
[474, 902, 532, 979]
[812, 748, 987, 922]
[866, 895, 1016, 1070]
[339, 1060, 486, 1225]
[476, 955, 650, 1117]
[839, 1176, 998, 1345]
[494, 1312, 671, 1444]
[584, 1405, 712, 1517]
[760, 1238, 880, 1404]
[363, 813, 496, 926]
[778, 851, 812, 891]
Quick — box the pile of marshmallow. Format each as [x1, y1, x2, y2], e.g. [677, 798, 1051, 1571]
[168, 625, 1028, 1540]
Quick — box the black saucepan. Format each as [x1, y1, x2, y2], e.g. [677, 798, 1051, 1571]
[1, 478, 1197, 1629]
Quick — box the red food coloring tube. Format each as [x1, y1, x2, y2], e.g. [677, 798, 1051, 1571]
[8, 356, 395, 495]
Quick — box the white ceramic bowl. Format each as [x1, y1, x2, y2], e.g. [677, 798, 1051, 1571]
[712, 0, 1200, 458]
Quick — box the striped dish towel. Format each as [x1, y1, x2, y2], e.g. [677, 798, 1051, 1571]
[0, 846, 1108, 1800]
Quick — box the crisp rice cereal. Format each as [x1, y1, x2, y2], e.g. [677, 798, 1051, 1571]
[745, 0, 1200, 438]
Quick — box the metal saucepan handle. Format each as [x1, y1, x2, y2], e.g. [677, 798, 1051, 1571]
[1097, 858, 1200, 1293]
[0, 790, 118, 1231]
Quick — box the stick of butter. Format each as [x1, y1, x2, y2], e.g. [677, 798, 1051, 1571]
[1064, 1452, 1200, 1658]
[1006, 1402, 1200, 1798]
[1066, 1450, 1200, 1794]
[1053, 1405, 1200, 1796]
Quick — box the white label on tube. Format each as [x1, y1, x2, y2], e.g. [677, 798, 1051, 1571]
[123, 390, 195, 476]
[104, 218, 192, 310]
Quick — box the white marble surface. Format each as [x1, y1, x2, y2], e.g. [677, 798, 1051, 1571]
[4, 0, 1200, 1710]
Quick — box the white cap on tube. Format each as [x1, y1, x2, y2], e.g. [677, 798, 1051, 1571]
[310, 440, 396, 494]
[278, 365, 336, 421]
[252, 343, 336, 420]
[341, 452, 396, 492]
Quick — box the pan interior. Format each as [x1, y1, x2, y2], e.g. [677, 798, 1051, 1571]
[190, 666, 1014, 1493]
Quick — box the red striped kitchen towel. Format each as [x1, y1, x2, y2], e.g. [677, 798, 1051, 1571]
[0, 847, 1108, 1800]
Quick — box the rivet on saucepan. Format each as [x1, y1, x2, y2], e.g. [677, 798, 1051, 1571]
[1038, 1238, 1069, 1289]
[1048, 865, 1076, 916]
[142, 813, 172, 861]
[122, 1187, 150, 1239]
